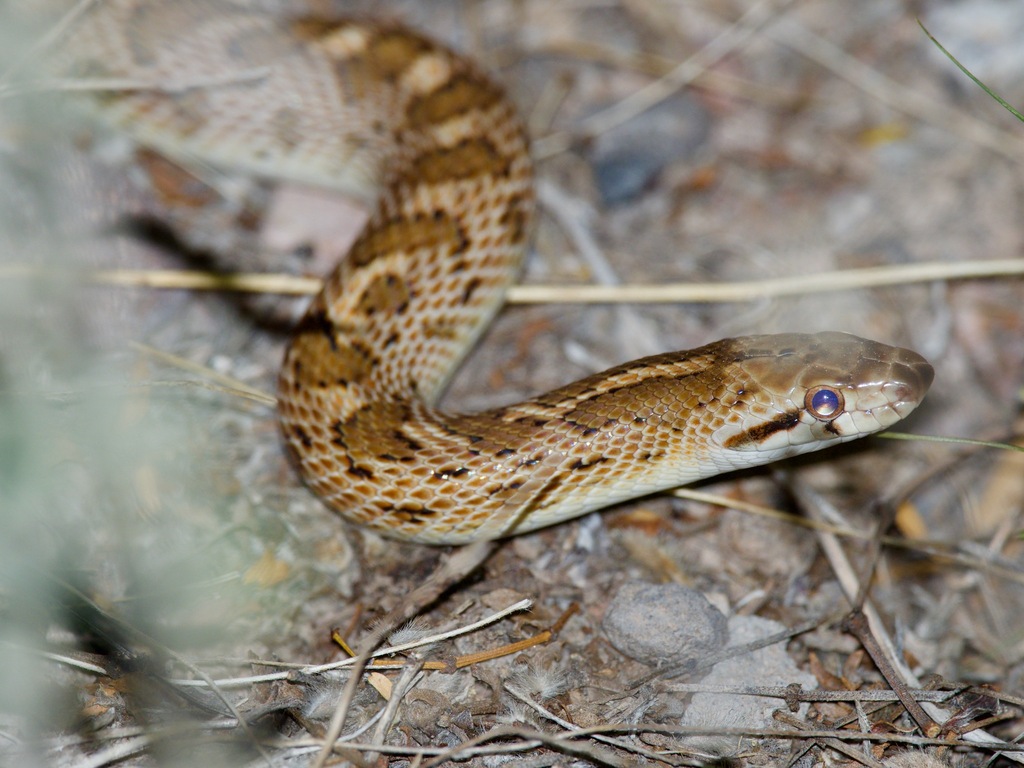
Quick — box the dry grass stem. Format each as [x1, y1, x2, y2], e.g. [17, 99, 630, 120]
[129, 341, 277, 406]
[790, 479, 1024, 764]
[532, 0, 798, 158]
[768, 19, 1024, 161]
[164, 597, 531, 689]
[5, 257, 1024, 302]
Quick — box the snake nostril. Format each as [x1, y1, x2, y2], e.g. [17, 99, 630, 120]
[893, 383, 914, 403]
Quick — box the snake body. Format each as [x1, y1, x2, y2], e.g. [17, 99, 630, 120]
[63, 1, 933, 543]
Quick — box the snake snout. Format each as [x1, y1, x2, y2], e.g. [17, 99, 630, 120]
[892, 347, 935, 406]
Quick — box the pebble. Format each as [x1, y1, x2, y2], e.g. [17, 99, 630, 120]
[601, 581, 728, 666]
[591, 95, 710, 206]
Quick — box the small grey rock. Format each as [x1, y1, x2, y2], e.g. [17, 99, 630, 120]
[591, 94, 710, 206]
[601, 581, 728, 666]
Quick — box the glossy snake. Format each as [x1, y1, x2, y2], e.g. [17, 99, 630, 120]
[61, 1, 934, 543]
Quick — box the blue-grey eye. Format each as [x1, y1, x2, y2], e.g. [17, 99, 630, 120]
[805, 386, 843, 420]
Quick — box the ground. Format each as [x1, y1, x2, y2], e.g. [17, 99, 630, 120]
[2, 0, 1024, 766]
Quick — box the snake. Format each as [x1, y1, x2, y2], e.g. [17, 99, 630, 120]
[61, 1, 934, 544]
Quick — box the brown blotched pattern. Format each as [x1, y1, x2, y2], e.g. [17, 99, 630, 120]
[64, 2, 934, 543]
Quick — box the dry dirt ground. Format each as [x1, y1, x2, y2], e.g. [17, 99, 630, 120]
[2, 1, 1024, 766]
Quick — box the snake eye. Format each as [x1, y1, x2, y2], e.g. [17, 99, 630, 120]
[805, 386, 844, 421]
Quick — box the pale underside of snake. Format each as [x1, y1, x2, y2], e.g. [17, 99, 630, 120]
[62, 0, 934, 544]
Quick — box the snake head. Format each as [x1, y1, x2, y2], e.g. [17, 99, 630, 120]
[711, 332, 933, 461]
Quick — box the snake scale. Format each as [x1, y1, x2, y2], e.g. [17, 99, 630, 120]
[62, 1, 933, 544]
